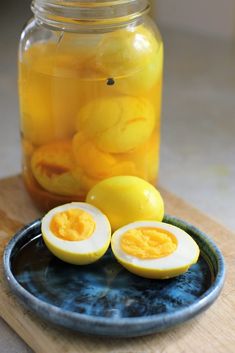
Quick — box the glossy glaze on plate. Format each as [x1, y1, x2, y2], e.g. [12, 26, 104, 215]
[3, 216, 225, 337]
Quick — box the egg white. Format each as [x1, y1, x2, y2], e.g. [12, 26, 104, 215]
[41, 202, 111, 264]
[111, 221, 200, 278]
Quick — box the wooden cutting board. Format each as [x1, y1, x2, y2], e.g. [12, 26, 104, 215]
[0, 175, 235, 353]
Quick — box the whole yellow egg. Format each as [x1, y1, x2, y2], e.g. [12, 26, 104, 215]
[76, 96, 155, 153]
[96, 25, 160, 77]
[96, 25, 163, 95]
[86, 176, 164, 231]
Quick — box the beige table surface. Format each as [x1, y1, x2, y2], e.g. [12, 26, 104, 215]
[0, 3, 235, 353]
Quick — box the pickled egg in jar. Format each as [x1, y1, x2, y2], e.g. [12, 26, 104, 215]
[19, 0, 164, 210]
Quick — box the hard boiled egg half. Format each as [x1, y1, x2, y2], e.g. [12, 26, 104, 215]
[111, 221, 200, 279]
[41, 202, 111, 265]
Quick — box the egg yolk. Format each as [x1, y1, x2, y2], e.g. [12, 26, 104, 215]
[50, 209, 96, 241]
[121, 228, 177, 259]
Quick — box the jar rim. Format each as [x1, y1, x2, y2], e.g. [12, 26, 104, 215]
[32, 0, 150, 31]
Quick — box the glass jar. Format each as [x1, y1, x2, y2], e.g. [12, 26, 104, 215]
[19, 0, 163, 211]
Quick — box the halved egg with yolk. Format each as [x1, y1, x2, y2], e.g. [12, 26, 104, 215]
[41, 202, 111, 265]
[111, 221, 200, 279]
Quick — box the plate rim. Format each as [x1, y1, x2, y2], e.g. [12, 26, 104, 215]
[3, 215, 226, 337]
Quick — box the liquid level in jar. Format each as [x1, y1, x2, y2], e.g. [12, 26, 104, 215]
[19, 27, 163, 210]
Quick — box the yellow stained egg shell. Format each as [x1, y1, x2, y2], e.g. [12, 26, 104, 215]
[86, 176, 164, 231]
[116, 43, 163, 96]
[111, 221, 200, 279]
[96, 26, 163, 95]
[73, 132, 137, 180]
[73, 132, 117, 178]
[31, 141, 80, 196]
[41, 202, 111, 265]
[96, 26, 160, 76]
[77, 96, 155, 153]
[53, 32, 103, 76]
[23, 42, 84, 78]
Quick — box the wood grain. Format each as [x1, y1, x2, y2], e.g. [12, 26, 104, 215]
[0, 175, 234, 353]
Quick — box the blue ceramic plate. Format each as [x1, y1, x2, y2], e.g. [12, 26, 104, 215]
[3, 215, 225, 337]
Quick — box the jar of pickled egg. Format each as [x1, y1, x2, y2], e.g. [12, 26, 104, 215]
[19, 0, 164, 211]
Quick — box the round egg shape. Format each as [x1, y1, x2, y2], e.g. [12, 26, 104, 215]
[96, 25, 160, 77]
[76, 96, 155, 154]
[41, 202, 111, 265]
[111, 221, 200, 279]
[86, 176, 164, 231]
[31, 141, 80, 196]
